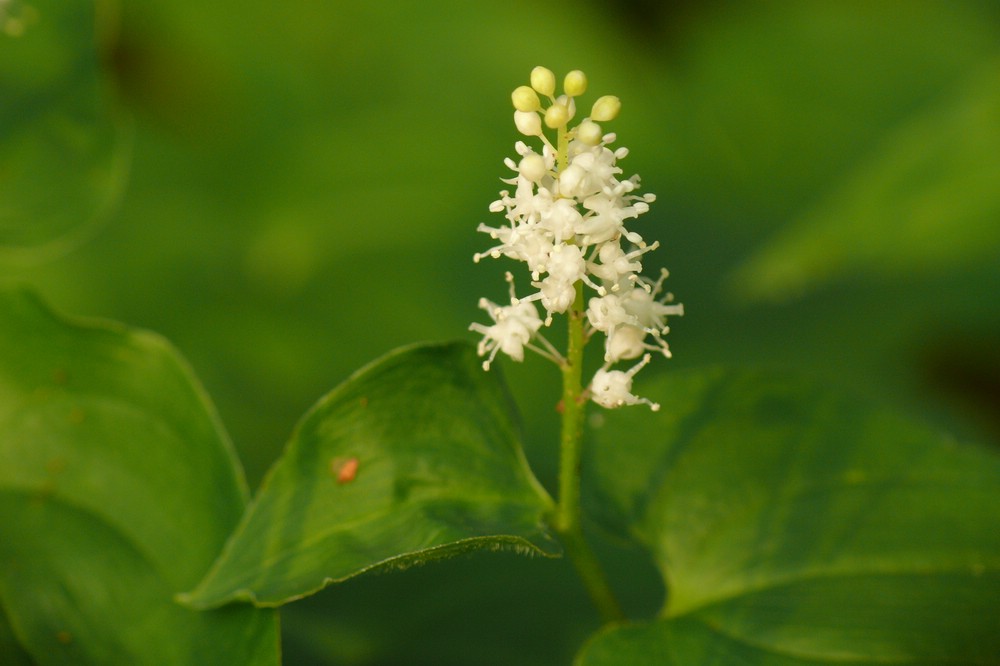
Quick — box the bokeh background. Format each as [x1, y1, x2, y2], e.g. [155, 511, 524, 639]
[3, 1, 999, 663]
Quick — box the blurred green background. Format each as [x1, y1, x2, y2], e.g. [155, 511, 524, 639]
[3, 1, 999, 663]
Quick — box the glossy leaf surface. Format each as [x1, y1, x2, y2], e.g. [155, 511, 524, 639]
[0, 290, 278, 665]
[732, 61, 1000, 302]
[577, 369, 1000, 664]
[182, 342, 558, 608]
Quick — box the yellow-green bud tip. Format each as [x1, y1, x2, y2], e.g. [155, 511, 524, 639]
[530, 66, 556, 97]
[576, 120, 603, 145]
[591, 95, 621, 122]
[564, 70, 587, 97]
[544, 102, 570, 129]
[511, 85, 540, 112]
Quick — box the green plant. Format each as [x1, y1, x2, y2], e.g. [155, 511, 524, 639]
[3, 3, 1000, 664]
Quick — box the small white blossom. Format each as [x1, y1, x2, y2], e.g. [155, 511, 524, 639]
[588, 241, 658, 287]
[468, 274, 543, 370]
[586, 293, 632, 333]
[623, 270, 684, 333]
[604, 324, 647, 362]
[590, 355, 660, 411]
[471, 67, 683, 410]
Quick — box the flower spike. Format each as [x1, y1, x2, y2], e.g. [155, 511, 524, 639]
[471, 67, 682, 409]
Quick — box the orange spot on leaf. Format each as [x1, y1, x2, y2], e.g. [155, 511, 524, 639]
[332, 457, 359, 484]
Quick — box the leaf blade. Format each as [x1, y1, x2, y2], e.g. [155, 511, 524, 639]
[731, 60, 1000, 303]
[182, 342, 558, 608]
[0, 0, 131, 266]
[0, 289, 279, 665]
[578, 369, 1000, 664]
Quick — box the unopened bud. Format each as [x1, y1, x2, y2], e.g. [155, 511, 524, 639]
[544, 102, 570, 129]
[591, 95, 621, 122]
[564, 70, 587, 97]
[576, 120, 603, 145]
[511, 85, 540, 112]
[514, 110, 542, 136]
[530, 66, 556, 96]
[518, 154, 547, 182]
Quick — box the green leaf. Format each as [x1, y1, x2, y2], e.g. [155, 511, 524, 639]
[0, 604, 33, 666]
[0, 290, 278, 665]
[180, 342, 558, 609]
[577, 368, 1000, 664]
[731, 59, 1000, 302]
[0, 0, 131, 266]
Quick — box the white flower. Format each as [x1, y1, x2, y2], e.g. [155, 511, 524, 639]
[590, 355, 660, 411]
[586, 293, 632, 333]
[471, 67, 682, 410]
[540, 198, 582, 244]
[535, 277, 576, 319]
[604, 324, 647, 362]
[622, 269, 684, 347]
[587, 240, 658, 287]
[469, 280, 543, 370]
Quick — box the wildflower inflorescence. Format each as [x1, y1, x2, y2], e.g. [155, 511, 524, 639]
[470, 66, 682, 411]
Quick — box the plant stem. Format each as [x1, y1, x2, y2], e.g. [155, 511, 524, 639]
[555, 283, 586, 534]
[552, 282, 625, 623]
[557, 123, 570, 172]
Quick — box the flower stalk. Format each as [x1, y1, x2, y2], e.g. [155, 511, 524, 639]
[470, 66, 683, 623]
[556, 282, 587, 539]
[555, 281, 625, 622]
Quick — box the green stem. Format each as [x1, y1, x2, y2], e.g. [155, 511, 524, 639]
[557, 123, 570, 172]
[552, 282, 625, 623]
[555, 283, 586, 534]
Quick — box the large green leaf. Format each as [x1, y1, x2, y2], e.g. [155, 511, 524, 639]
[180, 342, 559, 609]
[0, 290, 278, 665]
[0, 0, 131, 266]
[577, 369, 1000, 664]
[730, 58, 1000, 302]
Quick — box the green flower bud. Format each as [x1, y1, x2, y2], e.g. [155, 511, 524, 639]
[591, 95, 621, 122]
[530, 66, 556, 96]
[511, 85, 540, 112]
[544, 102, 570, 128]
[564, 70, 588, 97]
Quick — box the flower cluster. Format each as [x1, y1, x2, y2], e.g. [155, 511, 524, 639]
[470, 67, 682, 410]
